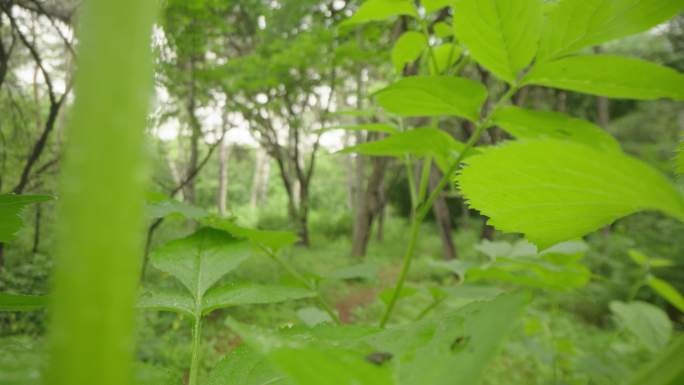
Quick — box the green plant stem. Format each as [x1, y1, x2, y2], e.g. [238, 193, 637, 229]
[189, 315, 202, 385]
[259, 245, 341, 325]
[379, 85, 520, 328]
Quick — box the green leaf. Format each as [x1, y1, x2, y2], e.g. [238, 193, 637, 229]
[432, 22, 452, 38]
[366, 292, 528, 385]
[538, 0, 684, 61]
[523, 55, 684, 100]
[137, 289, 195, 318]
[453, 0, 542, 83]
[391, 31, 428, 73]
[146, 192, 207, 220]
[297, 307, 333, 326]
[469, 240, 590, 290]
[374, 76, 488, 121]
[422, 0, 450, 13]
[228, 321, 394, 385]
[628, 250, 674, 268]
[342, 0, 417, 26]
[0, 293, 49, 312]
[428, 44, 462, 75]
[202, 283, 315, 315]
[627, 334, 684, 385]
[340, 128, 466, 173]
[207, 345, 293, 385]
[0, 194, 52, 242]
[150, 227, 251, 298]
[610, 301, 672, 353]
[458, 140, 684, 249]
[648, 276, 684, 313]
[491, 106, 620, 151]
[203, 216, 299, 251]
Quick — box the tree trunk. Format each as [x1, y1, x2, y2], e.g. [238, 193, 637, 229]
[429, 164, 457, 259]
[184, 58, 201, 204]
[351, 156, 388, 258]
[217, 132, 229, 216]
[250, 147, 269, 208]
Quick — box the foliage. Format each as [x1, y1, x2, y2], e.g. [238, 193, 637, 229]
[0, 195, 52, 243]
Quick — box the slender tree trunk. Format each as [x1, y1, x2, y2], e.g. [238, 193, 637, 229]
[32, 203, 42, 254]
[250, 147, 269, 208]
[351, 156, 388, 257]
[184, 59, 201, 204]
[430, 164, 457, 259]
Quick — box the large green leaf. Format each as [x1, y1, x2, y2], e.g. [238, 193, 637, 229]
[627, 334, 684, 385]
[610, 301, 672, 353]
[491, 106, 620, 151]
[538, 0, 684, 61]
[0, 194, 52, 242]
[458, 140, 684, 249]
[202, 283, 315, 315]
[340, 128, 466, 172]
[331, 124, 399, 134]
[453, 0, 542, 83]
[391, 31, 427, 73]
[207, 345, 293, 385]
[0, 293, 49, 312]
[150, 227, 251, 298]
[228, 321, 394, 385]
[365, 292, 528, 385]
[342, 0, 417, 26]
[374, 76, 488, 121]
[229, 293, 527, 385]
[523, 55, 684, 100]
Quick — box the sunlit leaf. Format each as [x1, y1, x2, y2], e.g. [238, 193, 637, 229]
[458, 140, 684, 249]
[0, 194, 52, 242]
[491, 106, 620, 151]
[391, 31, 427, 73]
[422, 0, 450, 13]
[428, 44, 462, 75]
[342, 0, 417, 26]
[453, 0, 542, 82]
[374, 76, 488, 121]
[538, 0, 684, 61]
[340, 127, 467, 173]
[523, 55, 684, 100]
